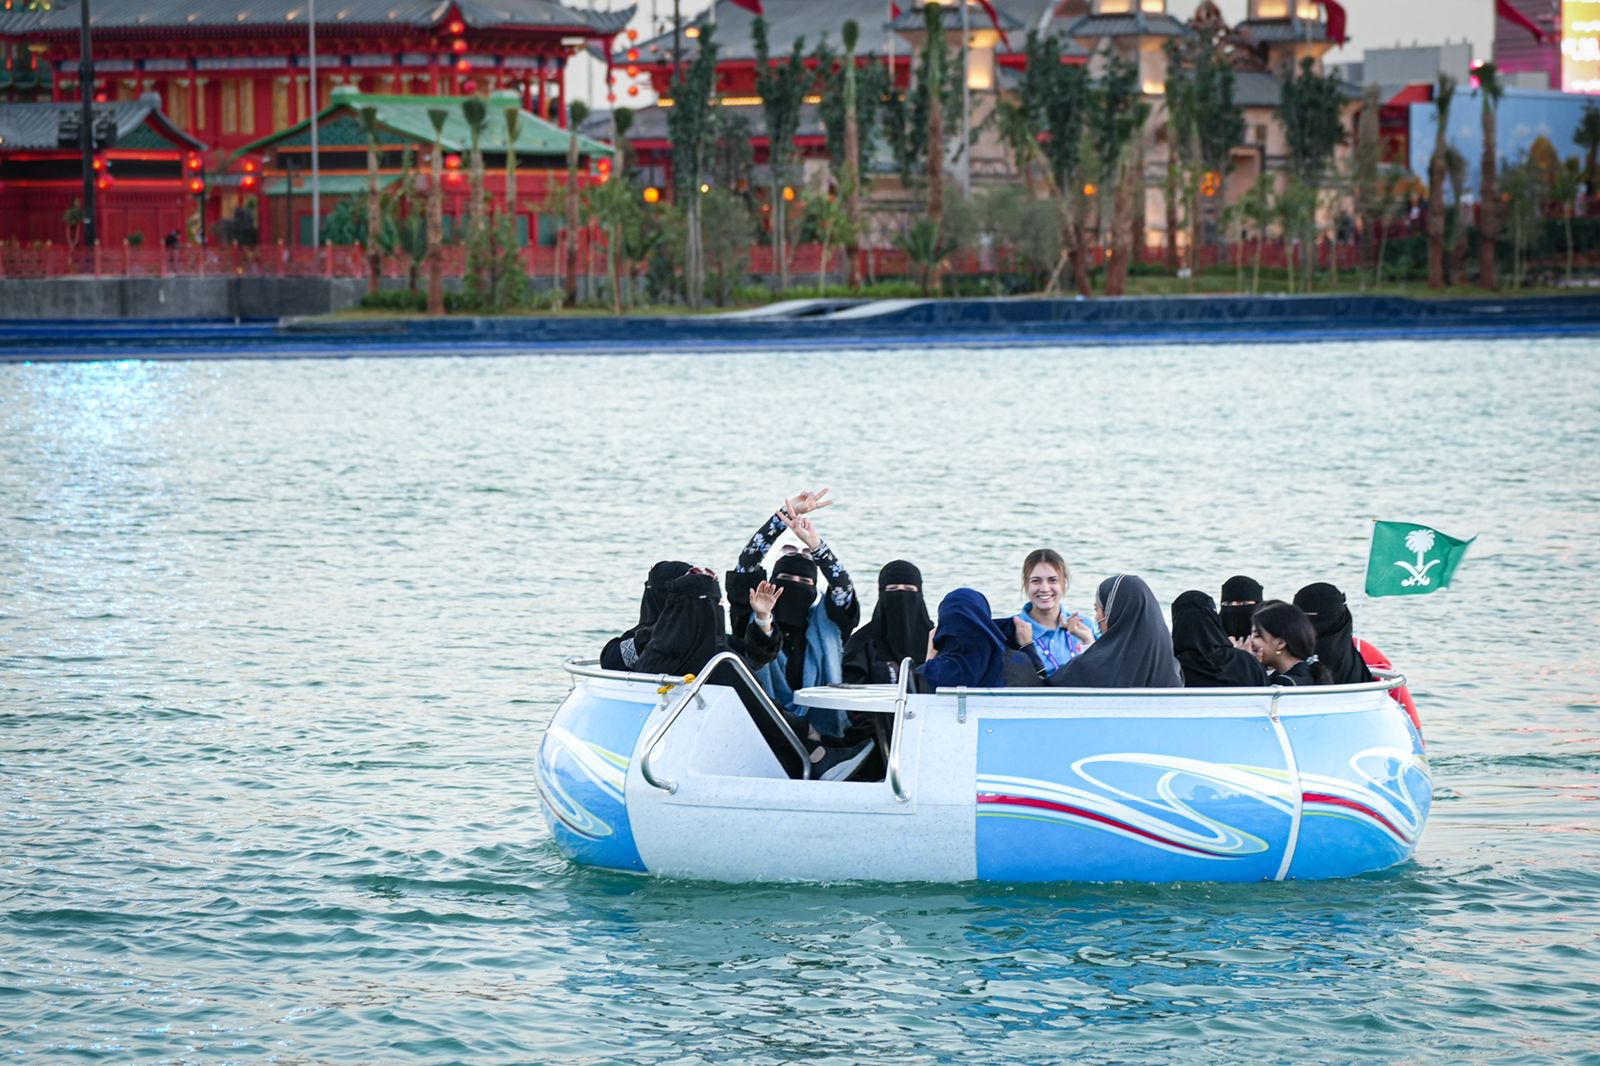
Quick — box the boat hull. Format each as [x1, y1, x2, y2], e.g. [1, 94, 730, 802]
[537, 667, 1430, 884]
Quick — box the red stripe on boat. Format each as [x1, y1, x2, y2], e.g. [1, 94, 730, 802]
[977, 793, 1217, 856]
[1301, 791, 1407, 840]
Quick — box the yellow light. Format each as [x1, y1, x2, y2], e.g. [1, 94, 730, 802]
[685, 26, 700, 39]
[699, 182, 710, 193]
[781, 186, 795, 202]
[1083, 183, 1098, 198]
[643, 186, 661, 204]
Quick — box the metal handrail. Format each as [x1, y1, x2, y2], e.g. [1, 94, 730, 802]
[561, 657, 694, 689]
[914, 672, 1406, 699]
[636, 650, 812, 793]
[888, 657, 915, 803]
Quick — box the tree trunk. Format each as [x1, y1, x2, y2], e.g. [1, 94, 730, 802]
[608, 224, 621, 314]
[774, 180, 787, 293]
[687, 195, 704, 310]
[565, 134, 580, 306]
[1480, 112, 1499, 290]
[1566, 210, 1575, 285]
[1105, 147, 1139, 295]
[927, 46, 944, 242]
[1164, 170, 1181, 274]
[366, 142, 382, 296]
[1427, 151, 1446, 288]
[427, 146, 444, 315]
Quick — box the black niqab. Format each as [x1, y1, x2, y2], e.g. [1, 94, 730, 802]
[640, 560, 692, 627]
[634, 572, 727, 676]
[770, 552, 819, 630]
[1219, 574, 1264, 641]
[1048, 574, 1182, 688]
[1293, 582, 1373, 685]
[872, 560, 934, 664]
[1171, 590, 1270, 688]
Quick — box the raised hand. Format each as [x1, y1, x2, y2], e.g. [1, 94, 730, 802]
[787, 487, 833, 516]
[1012, 617, 1033, 648]
[749, 580, 783, 619]
[1065, 612, 1094, 645]
[779, 502, 822, 551]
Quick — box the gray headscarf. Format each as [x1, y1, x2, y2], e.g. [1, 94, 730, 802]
[1048, 574, 1182, 689]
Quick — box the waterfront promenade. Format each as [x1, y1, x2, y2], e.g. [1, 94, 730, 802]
[5, 293, 1600, 362]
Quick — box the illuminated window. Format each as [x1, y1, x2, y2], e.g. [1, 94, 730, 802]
[274, 81, 290, 130]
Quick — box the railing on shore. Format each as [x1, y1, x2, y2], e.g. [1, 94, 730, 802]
[0, 236, 1532, 282]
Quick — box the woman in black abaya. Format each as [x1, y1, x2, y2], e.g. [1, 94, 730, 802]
[842, 560, 935, 685]
[1171, 590, 1269, 688]
[1044, 574, 1183, 689]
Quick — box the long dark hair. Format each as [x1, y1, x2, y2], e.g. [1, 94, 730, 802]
[1252, 601, 1332, 684]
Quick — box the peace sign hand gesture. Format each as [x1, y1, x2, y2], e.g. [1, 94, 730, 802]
[779, 501, 822, 551]
[787, 488, 834, 516]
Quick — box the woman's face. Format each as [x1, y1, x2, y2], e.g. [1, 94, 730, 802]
[1253, 626, 1290, 670]
[1093, 597, 1106, 631]
[1027, 563, 1065, 614]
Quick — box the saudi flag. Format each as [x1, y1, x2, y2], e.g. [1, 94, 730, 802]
[1365, 521, 1476, 598]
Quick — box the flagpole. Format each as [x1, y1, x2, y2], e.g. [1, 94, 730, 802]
[309, 0, 320, 251]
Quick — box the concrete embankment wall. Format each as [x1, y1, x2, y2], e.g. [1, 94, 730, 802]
[0, 277, 370, 319]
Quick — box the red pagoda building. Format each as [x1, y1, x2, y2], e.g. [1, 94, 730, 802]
[0, 0, 631, 243]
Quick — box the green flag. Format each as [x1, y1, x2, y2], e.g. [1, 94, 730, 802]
[1365, 521, 1475, 597]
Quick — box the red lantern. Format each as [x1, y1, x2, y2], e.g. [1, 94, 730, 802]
[96, 174, 113, 191]
[185, 153, 203, 172]
[242, 158, 258, 173]
[462, 79, 477, 94]
[451, 38, 468, 54]
[241, 173, 258, 190]
[626, 64, 638, 77]
[626, 28, 638, 41]
[627, 85, 639, 97]
[597, 157, 612, 181]
[447, 18, 465, 35]
[456, 58, 472, 73]
[607, 92, 617, 103]
[188, 177, 205, 195]
[627, 48, 639, 62]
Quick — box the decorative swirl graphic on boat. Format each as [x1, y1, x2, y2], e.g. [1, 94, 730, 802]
[978, 753, 1296, 860]
[1299, 746, 1431, 846]
[535, 725, 629, 842]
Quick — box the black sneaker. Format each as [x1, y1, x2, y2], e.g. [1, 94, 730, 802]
[814, 739, 875, 782]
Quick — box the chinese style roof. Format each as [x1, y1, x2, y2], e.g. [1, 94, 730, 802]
[623, 0, 930, 65]
[235, 88, 615, 160]
[887, 3, 1027, 34]
[0, 95, 202, 151]
[1235, 16, 1330, 45]
[595, 99, 826, 146]
[0, 1, 632, 39]
[1061, 11, 1191, 39]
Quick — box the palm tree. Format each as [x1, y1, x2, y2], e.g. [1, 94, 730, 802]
[1576, 101, 1600, 206]
[1240, 173, 1274, 294]
[426, 108, 448, 315]
[1477, 62, 1504, 290]
[1354, 85, 1381, 288]
[1553, 157, 1582, 286]
[359, 106, 384, 296]
[564, 100, 590, 306]
[1427, 74, 1456, 289]
[503, 106, 522, 221]
[461, 97, 489, 247]
[1446, 146, 1468, 284]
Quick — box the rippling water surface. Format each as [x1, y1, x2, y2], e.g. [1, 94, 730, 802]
[4, 339, 1598, 1063]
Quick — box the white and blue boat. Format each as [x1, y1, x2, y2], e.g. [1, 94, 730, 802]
[537, 652, 1431, 884]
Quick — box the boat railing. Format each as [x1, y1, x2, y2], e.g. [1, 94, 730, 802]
[928, 670, 1405, 700]
[629, 651, 813, 793]
[889, 657, 915, 804]
[562, 658, 698, 689]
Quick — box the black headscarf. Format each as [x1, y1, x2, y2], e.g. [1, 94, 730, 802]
[1049, 574, 1182, 688]
[634, 572, 727, 677]
[1293, 582, 1373, 685]
[919, 588, 1008, 689]
[770, 552, 819, 630]
[640, 560, 692, 627]
[1171, 590, 1270, 688]
[1219, 574, 1264, 641]
[871, 560, 934, 664]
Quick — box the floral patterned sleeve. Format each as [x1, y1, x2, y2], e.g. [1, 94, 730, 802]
[735, 511, 788, 572]
[809, 539, 856, 611]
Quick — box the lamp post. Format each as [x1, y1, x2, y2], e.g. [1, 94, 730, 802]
[19, 0, 96, 245]
[308, 0, 320, 249]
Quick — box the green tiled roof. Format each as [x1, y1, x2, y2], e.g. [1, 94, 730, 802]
[236, 91, 615, 162]
[262, 174, 400, 197]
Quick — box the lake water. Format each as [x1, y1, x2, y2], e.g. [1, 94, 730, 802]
[3, 338, 1597, 1063]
